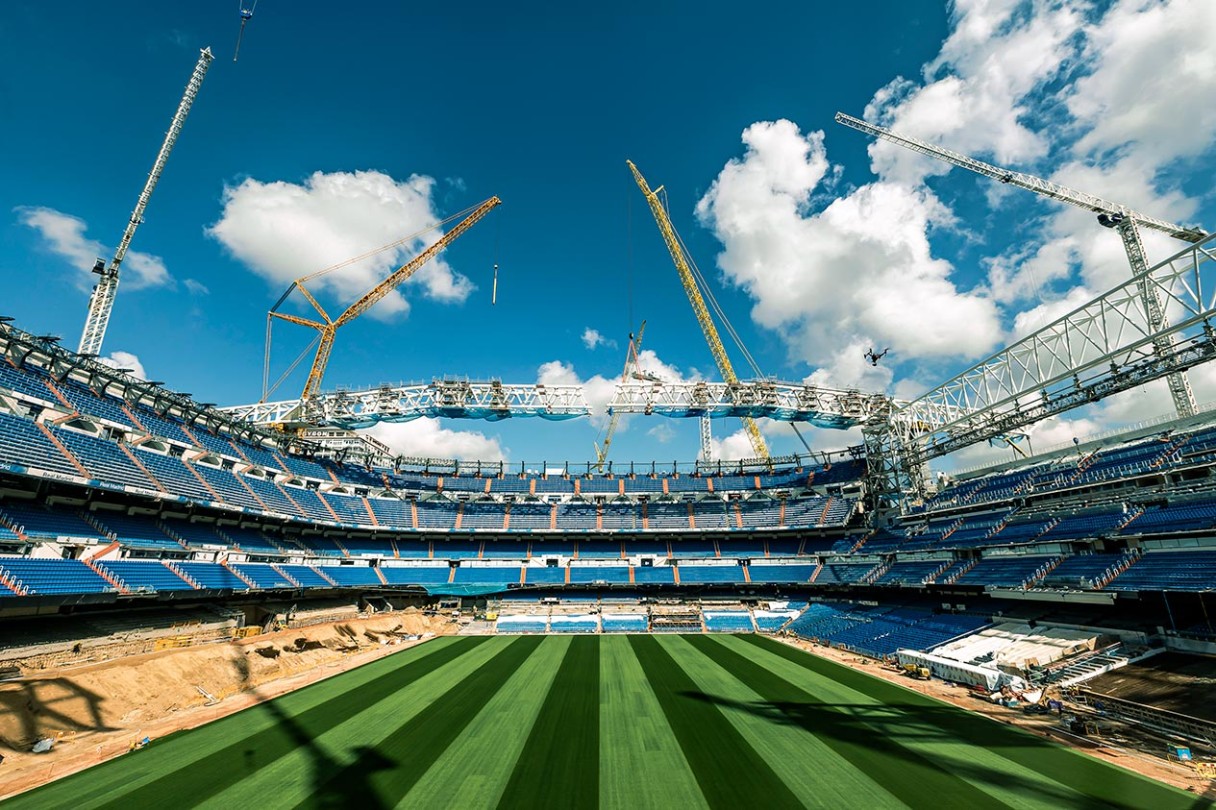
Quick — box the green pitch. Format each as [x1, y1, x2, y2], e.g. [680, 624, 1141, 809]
[4, 634, 1206, 809]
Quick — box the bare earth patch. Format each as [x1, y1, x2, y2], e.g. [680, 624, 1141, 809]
[0, 609, 456, 800]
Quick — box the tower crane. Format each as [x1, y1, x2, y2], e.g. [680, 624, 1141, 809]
[627, 160, 769, 460]
[267, 196, 501, 406]
[78, 47, 214, 356]
[835, 111, 1207, 418]
[594, 320, 647, 471]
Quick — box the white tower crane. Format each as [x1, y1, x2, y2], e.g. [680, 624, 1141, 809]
[835, 111, 1207, 418]
[78, 47, 214, 356]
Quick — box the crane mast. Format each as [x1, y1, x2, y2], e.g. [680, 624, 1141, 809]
[627, 160, 768, 459]
[594, 321, 646, 471]
[78, 47, 214, 356]
[272, 196, 501, 404]
[835, 111, 1202, 418]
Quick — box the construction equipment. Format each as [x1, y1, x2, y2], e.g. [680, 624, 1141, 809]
[78, 48, 214, 356]
[594, 320, 647, 471]
[835, 111, 1207, 419]
[902, 663, 931, 680]
[233, 0, 257, 62]
[265, 196, 500, 407]
[627, 160, 768, 459]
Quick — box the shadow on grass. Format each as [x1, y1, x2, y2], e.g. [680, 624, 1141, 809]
[680, 690, 1210, 810]
[231, 645, 394, 809]
[0, 677, 118, 752]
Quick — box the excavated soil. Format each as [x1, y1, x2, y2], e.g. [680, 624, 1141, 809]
[0, 609, 456, 799]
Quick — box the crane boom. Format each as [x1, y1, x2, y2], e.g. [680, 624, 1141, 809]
[595, 320, 646, 470]
[836, 111, 1200, 419]
[78, 47, 214, 356]
[627, 160, 768, 459]
[287, 196, 501, 403]
[834, 112, 1206, 243]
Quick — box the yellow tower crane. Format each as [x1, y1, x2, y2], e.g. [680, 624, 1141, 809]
[266, 196, 501, 405]
[594, 320, 648, 471]
[627, 161, 768, 459]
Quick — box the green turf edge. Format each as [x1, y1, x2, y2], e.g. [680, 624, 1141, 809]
[209, 633, 514, 809]
[293, 635, 546, 809]
[685, 633, 1016, 810]
[496, 635, 600, 810]
[739, 635, 1210, 810]
[1, 636, 483, 810]
[626, 634, 804, 810]
[713, 634, 1107, 810]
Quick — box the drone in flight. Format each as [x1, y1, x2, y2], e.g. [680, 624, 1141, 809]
[864, 347, 890, 367]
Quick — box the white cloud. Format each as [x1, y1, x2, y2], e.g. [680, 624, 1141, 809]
[16, 206, 171, 289]
[1008, 285, 1094, 341]
[1068, 0, 1216, 165]
[184, 278, 210, 296]
[207, 170, 475, 321]
[861, 0, 1085, 184]
[98, 350, 147, 380]
[709, 428, 758, 463]
[581, 327, 616, 351]
[537, 351, 695, 433]
[697, 119, 1003, 387]
[364, 419, 505, 462]
[646, 423, 675, 444]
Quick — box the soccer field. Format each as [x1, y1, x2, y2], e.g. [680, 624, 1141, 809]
[3, 634, 1202, 809]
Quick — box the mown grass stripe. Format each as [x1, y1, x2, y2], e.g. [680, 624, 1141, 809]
[659, 635, 902, 809]
[714, 635, 1100, 810]
[211, 633, 513, 808]
[686, 634, 1015, 810]
[626, 634, 803, 810]
[739, 635, 1202, 810]
[495, 635, 599, 810]
[9, 636, 484, 810]
[598, 636, 709, 810]
[394, 636, 572, 810]
[295, 635, 546, 809]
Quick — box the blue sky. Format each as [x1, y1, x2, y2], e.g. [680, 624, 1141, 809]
[2, 1, 1214, 469]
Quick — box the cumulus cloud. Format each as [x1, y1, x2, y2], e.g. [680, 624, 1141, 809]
[98, 350, 147, 380]
[364, 419, 505, 462]
[1068, 0, 1216, 165]
[709, 428, 758, 463]
[16, 206, 170, 290]
[861, 0, 1085, 184]
[207, 170, 475, 321]
[537, 351, 696, 433]
[581, 327, 616, 351]
[697, 119, 1002, 385]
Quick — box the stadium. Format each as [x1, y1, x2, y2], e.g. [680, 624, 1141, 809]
[4, 3, 1216, 809]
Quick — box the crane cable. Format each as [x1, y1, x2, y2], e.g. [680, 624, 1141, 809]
[289, 204, 482, 292]
[662, 192, 815, 455]
[261, 204, 483, 400]
[262, 314, 322, 402]
[233, 0, 258, 63]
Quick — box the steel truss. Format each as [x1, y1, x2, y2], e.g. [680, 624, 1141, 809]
[221, 380, 592, 428]
[864, 235, 1216, 510]
[608, 381, 893, 428]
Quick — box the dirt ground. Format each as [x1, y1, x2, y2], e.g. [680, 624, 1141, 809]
[777, 636, 1216, 798]
[1085, 652, 1216, 723]
[0, 608, 457, 800]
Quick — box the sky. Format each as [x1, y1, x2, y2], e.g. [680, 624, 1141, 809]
[2, 0, 1215, 471]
